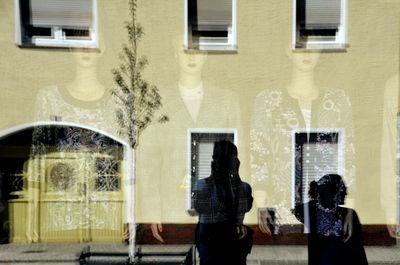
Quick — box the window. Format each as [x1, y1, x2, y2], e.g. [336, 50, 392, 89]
[293, 129, 344, 207]
[187, 128, 237, 212]
[293, 0, 347, 49]
[15, 0, 98, 48]
[95, 157, 120, 192]
[185, 0, 236, 51]
[2, 158, 27, 194]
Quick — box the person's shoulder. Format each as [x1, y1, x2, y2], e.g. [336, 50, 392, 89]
[339, 206, 360, 219]
[320, 87, 352, 110]
[252, 88, 284, 109]
[384, 74, 399, 97]
[239, 181, 252, 191]
[254, 88, 281, 99]
[196, 178, 207, 184]
[161, 92, 186, 115]
[195, 177, 212, 188]
[295, 200, 314, 208]
[36, 85, 59, 98]
[340, 206, 356, 213]
[385, 73, 398, 88]
[240, 180, 251, 187]
[203, 82, 238, 99]
[33, 85, 60, 117]
[321, 87, 349, 100]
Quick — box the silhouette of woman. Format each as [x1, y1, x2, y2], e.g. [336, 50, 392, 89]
[193, 140, 253, 265]
[294, 174, 368, 265]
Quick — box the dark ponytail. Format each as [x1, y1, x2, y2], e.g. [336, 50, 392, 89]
[308, 180, 318, 200]
[211, 140, 241, 220]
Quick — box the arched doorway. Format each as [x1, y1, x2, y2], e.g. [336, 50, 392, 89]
[0, 122, 130, 243]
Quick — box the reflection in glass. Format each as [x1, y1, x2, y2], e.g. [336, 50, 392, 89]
[188, 130, 236, 213]
[380, 74, 399, 239]
[17, 0, 97, 48]
[47, 162, 76, 192]
[294, 130, 342, 206]
[250, 48, 355, 225]
[95, 157, 120, 192]
[5, 126, 125, 243]
[293, 174, 368, 265]
[294, 0, 347, 49]
[136, 35, 242, 243]
[187, 0, 234, 50]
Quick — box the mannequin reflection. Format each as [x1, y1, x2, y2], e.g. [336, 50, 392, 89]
[66, 48, 106, 102]
[287, 50, 320, 111]
[380, 74, 399, 238]
[151, 45, 207, 243]
[33, 45, 116, 133]
[251, 47, 355, 233]
[177, 46, 207, 122]
[137, 38, 242, 243]
[29, 44, 120, 243]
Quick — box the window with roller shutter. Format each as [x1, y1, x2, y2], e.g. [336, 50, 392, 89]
[15, 0, 98, 48]
[293, 0, 347, 49]
[185, 0, 236, 51]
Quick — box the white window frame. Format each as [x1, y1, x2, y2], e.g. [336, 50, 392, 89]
[184, 0, 237, 51]
[15, 0, 98, 48]
[291, 128, 345, 208]
[292, 0, 348, 50]
[186, 128, 238, 212]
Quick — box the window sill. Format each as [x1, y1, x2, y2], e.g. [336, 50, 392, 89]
[17, 39, 98, 49]
[294, 42, 348, 52]
[187, 44, 238, 54]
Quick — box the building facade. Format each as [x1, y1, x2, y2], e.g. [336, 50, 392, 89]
[0, 0, 399, 248]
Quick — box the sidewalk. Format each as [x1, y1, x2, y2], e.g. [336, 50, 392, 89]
[249, 245, 400, 265]
[0, 244, 400, 264]
[0, 243, 92, 265]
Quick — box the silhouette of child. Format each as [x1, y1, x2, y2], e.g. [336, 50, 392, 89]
[293, 174, 368, 265]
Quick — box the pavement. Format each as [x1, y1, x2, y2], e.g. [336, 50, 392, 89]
[0, 244, 400, 264]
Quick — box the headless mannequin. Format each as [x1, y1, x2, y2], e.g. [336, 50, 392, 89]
[150, 43, 207, 242]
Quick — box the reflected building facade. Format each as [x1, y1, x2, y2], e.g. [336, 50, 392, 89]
[136, 35, 243, 242]
[250, 49, 355, 225]
[0, 0, 398, 263]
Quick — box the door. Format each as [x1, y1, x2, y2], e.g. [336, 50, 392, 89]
[39, 151, 124, 242]
[89, 154, 124, 242]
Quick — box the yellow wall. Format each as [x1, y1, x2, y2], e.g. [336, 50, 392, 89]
[0, 0, 399, 225]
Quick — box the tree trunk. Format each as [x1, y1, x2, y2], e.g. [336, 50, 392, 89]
[126, 147, 136, 262]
